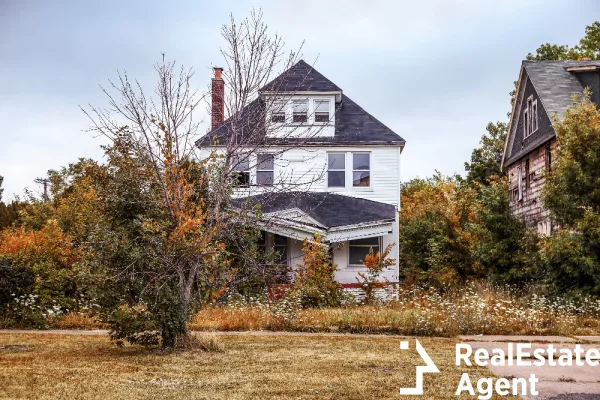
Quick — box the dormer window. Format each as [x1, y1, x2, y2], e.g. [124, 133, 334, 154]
[292, 99, 308, 123]
[314, 99, 330, 123]
[270, 100, 286, 123]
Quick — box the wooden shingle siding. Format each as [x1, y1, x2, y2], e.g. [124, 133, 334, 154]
[508, 139, 556, 230]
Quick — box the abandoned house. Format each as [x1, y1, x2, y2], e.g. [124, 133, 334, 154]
[196, 60, 405, 286]
[501, 60, 600, 235]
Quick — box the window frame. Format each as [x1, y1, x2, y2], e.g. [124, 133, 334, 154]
[231, 154, 251, 188]
[524, 95, 538, 138]
[352, 152, 371, 188]
[273, 234, 289, 266]
[327, 152, 346, 188]
[292, 99, 309, 123]
[270, 100, 287, 124]
[348, 236, 381, 267]
[517, 166, 523, 201]
[313, 99, 331, 124]
[256, 153, 275, 187]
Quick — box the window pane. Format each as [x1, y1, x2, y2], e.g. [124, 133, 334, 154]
[315, 100, 329, 113]
[349, 247, 367, 265]
[275, 245, 288, 265]
[257, 154, 274, 171]
[271, 114, 285, 123]
[328, 171, 345, 187]
[293, 100, 308, 123]
[353, 171, 370, 187]
[257, 171, 273, 186]
[328, 153, 345, 170]
[353, 153, 370, 170]
[274, 234, 287, 245]
[293, 113, 308, 123]
[232, 155, 249, 171]
[234, 172, 250, 187]
[271, 101, 286, 123]
[293, 100, 308, 113]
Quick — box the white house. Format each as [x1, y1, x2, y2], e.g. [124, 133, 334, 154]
[196, 60, 405, 285]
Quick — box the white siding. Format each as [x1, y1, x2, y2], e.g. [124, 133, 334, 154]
[212, 145, 402, 207]
[285, 213, 399, 285]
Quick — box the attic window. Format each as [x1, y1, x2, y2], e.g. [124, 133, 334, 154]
[524, 95, 538, 138]
[292, 99, 308, 123]
[271, 100, 286, 123]
[314, 99, 330, 123]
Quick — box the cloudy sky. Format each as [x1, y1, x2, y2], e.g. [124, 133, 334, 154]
[0, 0, 597, 199]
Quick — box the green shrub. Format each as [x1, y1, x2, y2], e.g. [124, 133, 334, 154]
[108, 303, 160, 347]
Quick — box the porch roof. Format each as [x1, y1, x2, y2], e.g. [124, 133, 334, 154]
[233, 192, 396, 242]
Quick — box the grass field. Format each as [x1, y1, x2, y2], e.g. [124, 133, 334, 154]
[0, 332, 516, 399]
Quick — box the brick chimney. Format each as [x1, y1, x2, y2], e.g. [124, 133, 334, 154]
[211, 67, 224, 130]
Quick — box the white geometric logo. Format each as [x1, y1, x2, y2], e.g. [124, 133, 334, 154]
[399, 339, 440, 395]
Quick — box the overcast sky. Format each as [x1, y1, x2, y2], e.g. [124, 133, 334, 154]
[0, 0, 597, 199]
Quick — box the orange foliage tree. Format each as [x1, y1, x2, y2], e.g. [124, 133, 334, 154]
[357, 242, 396, 305]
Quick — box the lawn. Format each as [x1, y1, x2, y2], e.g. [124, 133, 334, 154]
[0, 332, 516, 400]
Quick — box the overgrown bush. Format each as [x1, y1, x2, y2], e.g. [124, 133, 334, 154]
[0, 222, 86, 327]
[291, 234, 345, 308]
[108, 303, 160, 347]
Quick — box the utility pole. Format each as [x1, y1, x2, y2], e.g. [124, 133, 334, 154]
[34, 178, 50, 202]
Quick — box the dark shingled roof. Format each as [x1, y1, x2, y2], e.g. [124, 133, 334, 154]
[503, 60, 600, 167]
[233, 192, 396, 229]
[196, 60, 405, 147]
[524, 60, 600, 118]
[261, 60, 342, 92]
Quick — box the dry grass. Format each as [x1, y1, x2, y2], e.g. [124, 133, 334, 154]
[52, 312, 108, 330]
[0, 332, 515, 400]
[190, 285, 600, 336]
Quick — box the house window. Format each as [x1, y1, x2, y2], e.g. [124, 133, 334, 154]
[270, 100, 286, 123]
[545, 145, 552, 172]
[314, 99, 330, 123]
[232, 154, 250, 187]
[532, 100, 538, 132]
[524, 95, 538, 138]
[517, 167, 523, 201]
[292, 99, 308, 123]
[352, 153, 370, 187]
[348, 237, 380, 266]
[257, 153, 274, 186]
[273, 234, 288, 266]
[327, 153, 345, 187]
[525, 158, 530, 189]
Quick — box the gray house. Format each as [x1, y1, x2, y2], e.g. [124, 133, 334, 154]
[501, 60, 600, 234]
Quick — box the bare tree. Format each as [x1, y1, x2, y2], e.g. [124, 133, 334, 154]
[82, 9, 335, 346]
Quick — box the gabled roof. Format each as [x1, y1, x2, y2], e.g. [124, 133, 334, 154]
[233, 192, 396, 229]
[524, 60, 600, 118]
[501, 60, 600, 168]
[195, 60, 405, 147]
[261, 60, 342, 92]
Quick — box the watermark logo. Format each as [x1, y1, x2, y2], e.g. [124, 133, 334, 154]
[399, 339, 440, 395]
